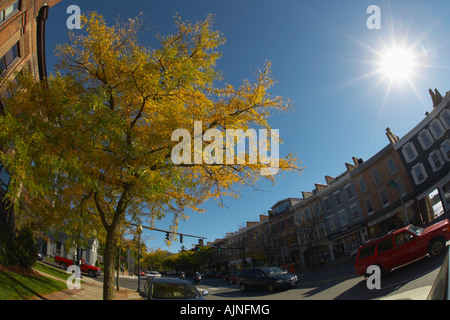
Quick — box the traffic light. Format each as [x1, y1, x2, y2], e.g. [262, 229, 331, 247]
[217, 245, 221, 252]
[165, 232, 170, 241]
[180, 234, 183, 243]
[198, 239, 204, 247]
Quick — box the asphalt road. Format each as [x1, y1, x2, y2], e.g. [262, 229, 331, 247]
[89, 247, 447, 300]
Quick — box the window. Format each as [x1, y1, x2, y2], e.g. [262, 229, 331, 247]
[327, 217, 336, 231]
[359, 244, 376, 259]
[364, 198, 374, 215]
[441, 109, 450, 129]
[441, 140, 450, 161]
[372, 169, 382, 185]
[418, 129, 434, 150]
[394, 178, 406, 197]
[304, 208, 312, 220]
[411, 163, 428, 185]
[358, 177, 368, 193]
[379, 189, 389, 207]
[429, 119, 444, 140]
[345, 184, 354, 200]
[339, 210, 348, 226]
[0, 1, 19, 24]
[334, 191, 343, 206]
[378, 238, 393, 253]
[350, 205, 360, 221]
[323, 197, 331, 211]
[0, 42, 19, 75]
[394, 232, 415, 246]
[428, 150, 444, 172]
[386, 158, 397, 175]
[402, 142, 418, 163]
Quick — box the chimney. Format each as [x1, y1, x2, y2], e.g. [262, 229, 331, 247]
[302, 191, 313, 199]
[345, 163, 356, 171]
[325, 176, 335, 184]
[315, 183, 327, 191]
[429, 88, 443, 108]
[385, 127, 399, 144]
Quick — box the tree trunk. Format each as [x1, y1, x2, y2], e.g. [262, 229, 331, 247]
[103, 229, 118, 300]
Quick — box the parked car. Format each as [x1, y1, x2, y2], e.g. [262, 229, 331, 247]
[237, 267, 298, 292]
[139, 277, 208, 300]
[54, 255, 101, 277]
[355, 219, 450, 277]
[146, 271, 161, 278]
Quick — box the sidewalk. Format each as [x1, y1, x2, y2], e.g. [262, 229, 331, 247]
[32, 269, 141, 300]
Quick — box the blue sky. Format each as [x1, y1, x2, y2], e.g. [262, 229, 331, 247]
[45, 0, 450, 253]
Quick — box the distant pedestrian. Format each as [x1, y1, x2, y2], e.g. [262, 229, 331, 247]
[289, 263, 295, 274]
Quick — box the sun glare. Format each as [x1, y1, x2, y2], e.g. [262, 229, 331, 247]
[381, 48, 414, 81]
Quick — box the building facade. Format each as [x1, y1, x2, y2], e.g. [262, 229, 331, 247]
[0, 0, 62, 229]
[208, 89, 449, 272]
[392, 90, 450, 222]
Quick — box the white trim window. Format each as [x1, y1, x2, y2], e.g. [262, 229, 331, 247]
[0, 1, 20, 25]
[418, 129, 434, 151]
[358, 176, 368, 193]
[350, 204, 360, 221]
[402, 142, 418, 163]
[327, 216, 336, 231]
[372, 168, 382, 185]
[323, 197, 331, 211]
[394, 178, 406, 197]
[428, 150, 444, 172]
[0, 42, 20, 75]
[429, 119, 445, 140]
[379, 188, 390, 207]
[411, 163, 428, 185]
[364, 197, 374, 215]
[345, 184, 354, 201]
[441, 140, 450, 161]
[339, 210, 348, 226]
[386, 157, 397, 175]
[440, 109, 450, 130]
[334, 190, 343, 207]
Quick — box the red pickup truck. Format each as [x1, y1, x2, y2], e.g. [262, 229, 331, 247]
[355, 219, 450, 277]
[54, 255, 101, 277]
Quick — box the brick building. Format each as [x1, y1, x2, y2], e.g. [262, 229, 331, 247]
[0, 0, 62, 229]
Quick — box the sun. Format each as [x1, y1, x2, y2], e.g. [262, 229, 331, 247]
[381, 48, 415, 81]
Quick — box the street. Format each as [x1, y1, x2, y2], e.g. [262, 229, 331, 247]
[98, 250, 446, 300]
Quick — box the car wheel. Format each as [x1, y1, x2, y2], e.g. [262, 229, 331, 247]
[239, 283, 247, 292]
[61, 262, 67, 270]
[428, 238, 445, 258]
[89, 270, 95, 277]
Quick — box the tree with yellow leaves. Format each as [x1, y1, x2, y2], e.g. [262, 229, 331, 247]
[0, 12, 301, 299]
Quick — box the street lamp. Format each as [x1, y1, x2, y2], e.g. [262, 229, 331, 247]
[136, 224, 143, 292]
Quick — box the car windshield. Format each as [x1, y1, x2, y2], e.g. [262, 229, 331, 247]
[407, 225, 423, 236]
[151, 282, 200, 299]
[260, 267, 286, 276]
